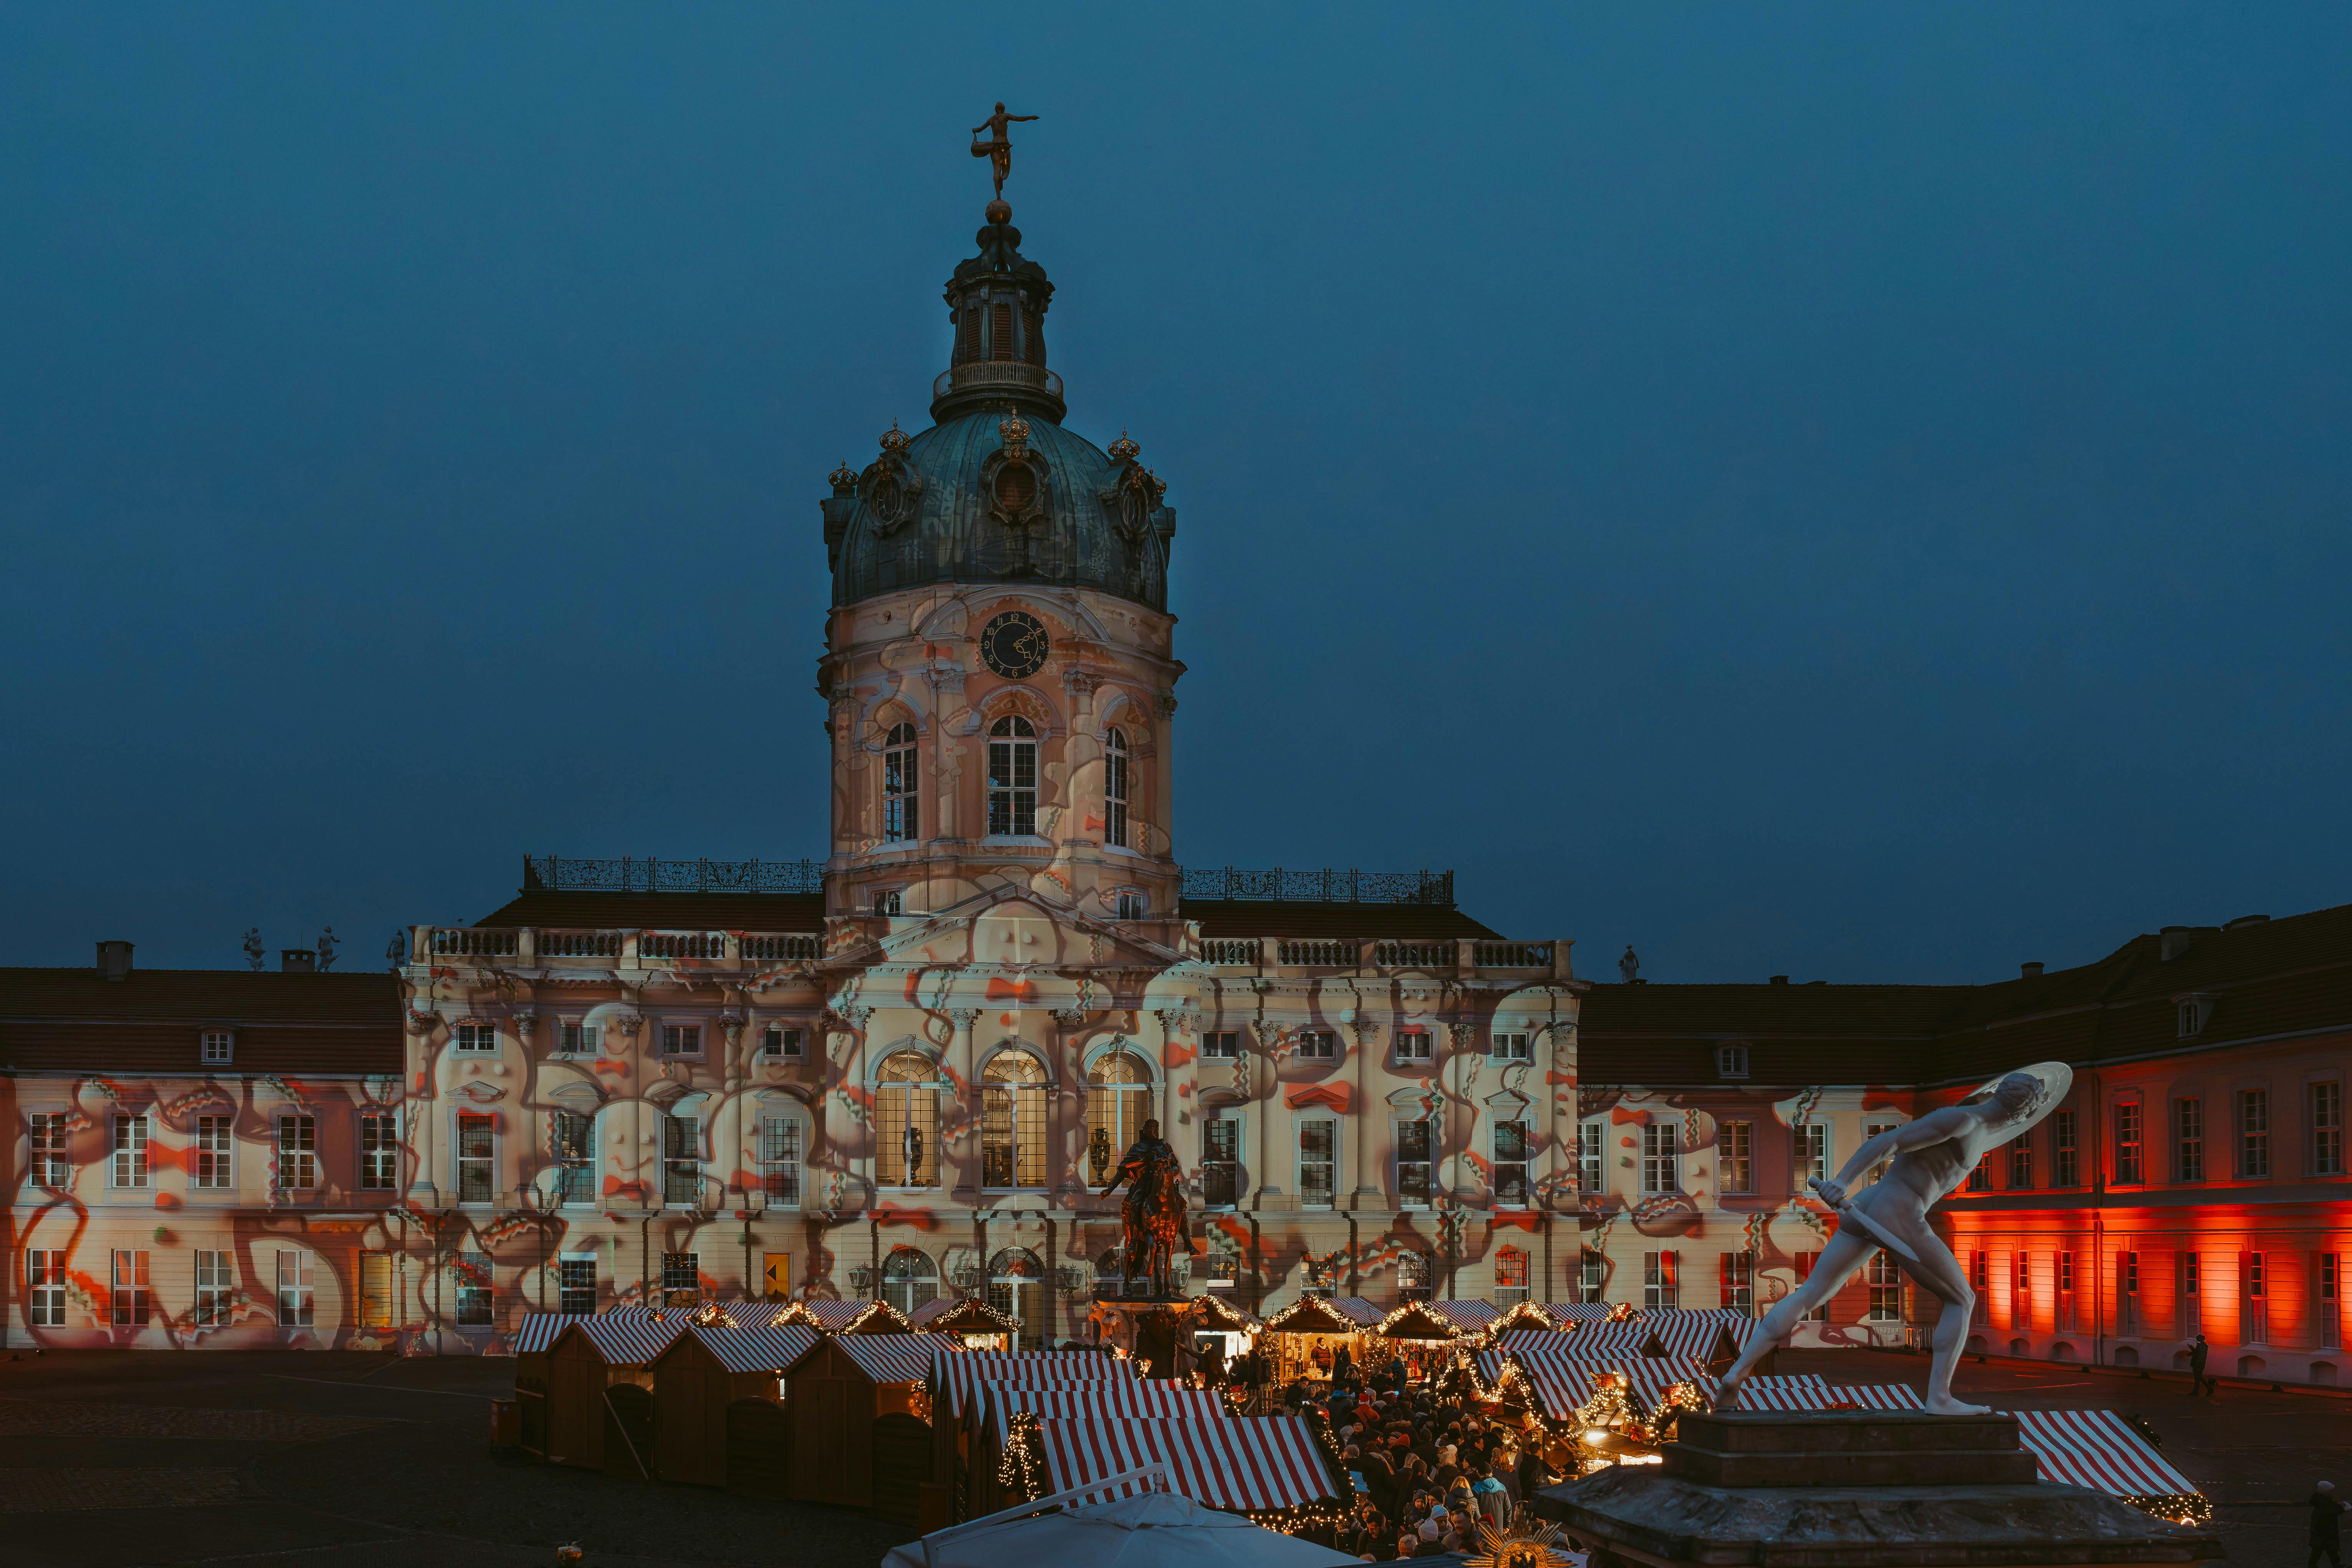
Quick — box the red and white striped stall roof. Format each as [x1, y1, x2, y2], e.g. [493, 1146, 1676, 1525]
[1549, 1303, 1631, 1322]
[2007, 1409, 2198, 1499]
[1321, 1298, 1390, 1329]
[510, 1314, 592, 1355]
[983, 1384, 1229, 1447]
[1642, 1311, 1741, 1362]
[1708, 1374, 1832, 1411]
[1483, 1345, 1623, 1419]
[1829, 1383, 1926, 1410]
[1563, 1321, 1654, 1356]
[554, 1314, 687, 1366]
[800, 1299, 912, 1334]
[932, 1350, 1134, 1422]
[827, 1332, 942, 1385]
[1618, 1356, 1711, 1416]
[1428, 1301, 1500, 1334]
[682, 1322, 820, 1375]
[1030, 1415, 1339, 1513]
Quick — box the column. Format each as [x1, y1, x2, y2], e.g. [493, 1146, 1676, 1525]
[841, 1005, 873, 1205]
[1153, 1008, 1185, 1141]
[404, 1010, 441, 1203]
[925, 668, 965, 847]
[948, 1007, 980, 1197]
[1545, 1008, 1573, 1212]
[1251, 1018, 1282, 1203]
[1063, 671, 1100, 867]
[1351, 1011, 1382, 1208]
[719, 1012, 746, 1216]
[1051, 1008, 1088, 1202]
[610, 1012, 646, 1207]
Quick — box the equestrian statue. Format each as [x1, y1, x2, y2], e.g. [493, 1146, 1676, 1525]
[1097, 1118, 1198, 1299]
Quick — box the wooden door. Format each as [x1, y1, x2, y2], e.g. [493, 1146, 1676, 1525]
[726, 1398, 792, 1499]
[656, 1358, 709, 1484]
[603, 1384, 656, 1481]
[869, 1413, 932, 1525]
[548, 1351, 605, 1470]
[792, 1375, 851, 1503]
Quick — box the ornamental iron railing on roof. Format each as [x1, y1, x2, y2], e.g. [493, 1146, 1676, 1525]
[522, 856, 825, 895]
[1179, 867, 1454, 907]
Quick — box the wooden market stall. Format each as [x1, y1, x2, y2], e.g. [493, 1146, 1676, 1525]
[1260, 1295, 1383, 1382]
[801, 1299, 915, 1334]
[650, 1322, 818, 1487]
[1014, 1413, 1345, 1529]
[967, 1381, 1227, 1519]
[1642, 1307, 1755, 1374]
[511, 1305, 669, 1457]
[1485, 1300, 1574, 1337]
[545, 1314, 687, 1477]
[930, 1347, 1135, 1520]
[782, 1330, 940, 1512]
[1364, 1299, 1473, 1385]
[908, 1294, 1020, 1349]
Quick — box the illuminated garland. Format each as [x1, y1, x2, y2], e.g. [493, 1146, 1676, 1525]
[998, 1410, 1047, 1502]
[2128, 1493, 2212, 1527]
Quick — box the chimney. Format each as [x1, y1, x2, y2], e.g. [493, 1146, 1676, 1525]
[2159, 926, 2196, 963]
[95, 940, 134, 982]
[1768, 975, 1789, 986]
[2020, 962, 2044, 979]
[279, 948, 317, 974]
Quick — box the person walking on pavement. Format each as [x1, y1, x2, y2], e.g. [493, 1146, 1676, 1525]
[2312, 1480, 2348, 1568]
[2187, 1333, 2216, 1399]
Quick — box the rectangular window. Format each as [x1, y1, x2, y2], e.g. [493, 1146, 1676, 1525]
[2053, 1110, 2078, 1187]
[2174, 1098, 2204, 1183]
[112, 1249, 151, 1326]
[2321, 1252, 2341, 1350]
[760, 1116, 802, 1207]
[1493, 1248, 1530, 1307]
[1299, 1119, 1337, 1209]
[1296, 1030, 1336, 1061]
[659, 1024, 701, 1058]
[455, 1113, 494, 1204]
[2245, 1251, 2268, 1344]
[1868, 1251, 1902, 1322]
[987, 726, 1038, 836]
[1490, 1031, 1531, 1063]
[1718, 1121, 1752, 1194]
[1966, 1151, 1993, 1191]
[1578, 1121, 1603, 1198]
[663, 1115, 700, 1206]
[1716, 1043, 1750, 1079]
[1579, 1247, 1605, 1303]
[2182, 1251, 2199, 1335]
[277, 1250, 314, 1327]
[1643, 1250, 1678, 1311]
[111, 1115, 150, 1189]
[1394, 1029, 1432, 1065]
[2113, 1102, 2143, 1186]
[195, 1250, 234, 1327]
[1493, 1120, 1529, 1207]
[883, 730, 919, 842]
[276, 1115, 318, 1191]
[360, 1252, 395, 1328]
[194, 1115, 234, 1191]
[1397, 1251, 1432, 1303]
[2238, 1090, 2270, 1177]
[558, 1020, 601, 1055]
[2057, 1249, 2075, 1329]
[200, 1030, 233, 1066]
[761, 1026, 803, 1061]
[551, 1111, 592, 1204]
[1796, 1251, 1825, 1322]
[2008, 1133, 2033, 1190]
[359, 1113, 398, 1191]
[452, 1251, 489, 1327]
[30, 1113, 71, 1187]
[1202, 1117, 1241, 1208]
[2013, 1252, 2031, 1323]
[661, 1251, 699, 1306]
[1641, 1123, 1678, 1194]
[1720, 1251, 1753, 1314]
[558, 1256, 596, 1316]
[872, 890, 902, 917]
[453, 1022, 498, 1054]
[1793, 1125, 1828, 1191]
[2118, 1249, 2140, 1334]
[1202, 1030, 1241, 1059]
[1396, 1118, 1433, 1208]
[1970, 1249, 1989, 1325]
[1864, 1121, 1899, 1181]
[1113, 891, 1145, 921]
[28, 1250, 67, 1328]
[2314, 1083, 2344, 1176]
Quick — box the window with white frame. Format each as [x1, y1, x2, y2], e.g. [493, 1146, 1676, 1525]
[987, 714, 1039, 836]
[2053, 1109, 2079, 1186]
[550, 1111, 591, 1203]
[2314, 1082, 2344, 1176]
[276, 1116, 318, 1191]
[882, 721, 919, 842]
[659, 1024, 702, 1058]
[1578, 1120, 1603, 1197]
[662, 1114, 701, 1204]
[455, 1114, 494, 1204]
[661, 1250, 699, 1306]
[1298, 1118, 1338, 1209]
[452, 1251, 490, 1326]
[30, 1113, 70, 1187]
[194, 1115, 233, 1190]
[876, 1052, 943, 1188]
[1493, 1247, 1530, 1307]
[1203, 1115, 1242, 1207]
[28, 1251, 66, 1327]
[1721, 1250, 1754, 1313]
[1395, 1028, 1432, 1066]
[1865, 1120, 1900, 1181]
[1084, 1049, 1151, 1180]
[1716, 1043, 1749, 1079]
[760, 1115, 802, 1206]
[1641, 1123, 1678, 1193]
[1643, 1250, 1678, 1310]
[1493, 1119, 1530, 1207]
[558, 1254, 596, 1315]
[1796, 1251, 1827, 1321]
[1297, 1029, 1336, 1061]
[453, 1022, 498, 1054]
[112, 1249, 151, 1326]
[2174, 1097, 2203, 1182]
[761, 1026, 804, 1061]
[882, 1247, 939, 1317]
[1868, 1252, 1903, 1322]
[1114, 890, 1146, 920]
[359, 1113, 398, 1191]
[1201, 1030, 1241, 1059]
[1396, 1116, 1435, 1208]
[872, 889, 902, 917]
[2008, 1131, 2034, 1189]
[194, 1250, 233, 1327]
[1397, 1249, 1433, 1302]
[2238, 1090, 2270, 1177]
[2178, 1000, 2205, 1038]
[558, 1020, 601, 1055]
[200, 1030, 233, 1066]
[2012, 1251, 2031, 1322]
[359, 1254, 394, 1328]
[1104, 726, 1131, 849]
[2113, 1100, 2143, 1185]
[1491, 1030, 1531, 1064]
[1579, 1247, 1605, 1302]
[1792, 1125, 1828, 1191]
[982, 1051, 1047, 1189]
[277, 1250, 314, 1326]
[111, 1115, 149, 1189]
[1718, 1120, 1753, 1194]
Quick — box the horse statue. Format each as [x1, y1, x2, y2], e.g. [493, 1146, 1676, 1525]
[1098, 1118, 1198, 1299]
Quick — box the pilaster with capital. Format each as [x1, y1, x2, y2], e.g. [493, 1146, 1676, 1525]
[404, 1007, 441, 1203]
[925, 666, 965, 841]
[1249, 1016, 1284, 1202]
[1051, 1007, 1089, 1199]
[1153, 1006, 1187, 1138]
[1350, 1009, 1384, 1208]
[948, 1007, 981, 1196]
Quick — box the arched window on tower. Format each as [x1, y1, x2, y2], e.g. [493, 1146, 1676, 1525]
[881, 1246, 938, 1317]
[883, 723, 918, 842]
[988, 716, 1038, 836]
[1104, 727, 1130, 849]
[874, 1052, 942, 1189]
[1085, 1051, 1153, 1186]
[982, 1051, 1047, 1190]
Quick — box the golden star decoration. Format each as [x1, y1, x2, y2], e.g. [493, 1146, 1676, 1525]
[1467, 1517, 1573, 1568]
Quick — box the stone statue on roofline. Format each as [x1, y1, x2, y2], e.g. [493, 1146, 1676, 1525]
[1713, 1062, 2073, 1416]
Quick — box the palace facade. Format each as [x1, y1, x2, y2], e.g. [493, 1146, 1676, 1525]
[4, 189, 2345, 1384]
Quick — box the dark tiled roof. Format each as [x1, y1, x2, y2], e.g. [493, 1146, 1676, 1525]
[0, 968, 401, 1075]
[476, 891, 826, 929]
[1179, 900, 1502, 940]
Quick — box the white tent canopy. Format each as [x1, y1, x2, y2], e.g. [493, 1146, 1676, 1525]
[885, 1483, 1357, 1568]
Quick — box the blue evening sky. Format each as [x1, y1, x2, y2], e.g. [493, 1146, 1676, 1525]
[2, 5, 2345, 983]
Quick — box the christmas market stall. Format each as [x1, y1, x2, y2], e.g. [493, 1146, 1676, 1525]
[1643, 1307, 1753, 1373]
[1426, 1301, 1500, 1340]
[510, 1309, 657, 1457]
[1485, 1300, 1575, 1337]
[1008, 1413, 1348, 1534]
[802, 1298, 916, 1335]
[1361, 1300, 1473, 1385]
[909, 1294, 1021, 1349]
[650, 1321, 818, 1488]
[2007, 1408, 2211, 1527]
[1259, 1296, 1382, 1383]
[781, 1330, 943, 1515]
[545, 1313, 687, 1477]
[1189, 1294, 1262, 1374]
[968, 1382, 1229, 1518]
[930, 1346, 1137, 1520]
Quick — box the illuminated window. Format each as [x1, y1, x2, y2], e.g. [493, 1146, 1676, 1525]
[1867, 1252, 1902, 1322]
[2113, 1101, 2142, 1186]
[28, 1251, 66, 1328]
[1642, 1124, 1678, 1194]
[882, 1247, 938, 1317]
[990, 1248, 1046, 1348]
[760, 1116, 802, 1207]
[1103, 727, 1130, 848]
[2173, 1097, 2203, 1183]
[112, 1249, 151, 1327]
[2237, 1090, 2270, 1178]
[875, 1053, 943, 1189]
[982, 1051, 1047, 1189]
[1085, 1050, 1152, 1184]
[29, 1114, 69, 1187]
[2118, 1250, 2139, 1334]
[1397, 1118, 1435, 1209]
[1718, 1121, 1753, 1194]
[1493, 1247, 1530, 1307]
[278, 1250, 316, 1327]
[1579, 1247, 1605, 1303]
[882, 722, 919, 842]
[2053, 1110, 2078, 1187]
[558, 1256, 595, 1316]
[2314, 1083, 2343, 1176]
[2012, 1252, 2031, 1321]
[661, 1251, 699, 1307]
[111, 1115, 149, 1189]
[2245, 1251, 2269, 1344]
[987, 715, 1039, 836]
[549, 1111, 591, 1203]
[2007, 1133, 2032, 1189]
[1643, 1251, 1679, 1311]
[1398, 1250, 1433, 1303]
[455, 1114, 493, 1204]
[1493, 1120, 1529, 1207]
[1395, 1029, 1432, 1065]
[1721, 1251, 1753, 1314]
[276, 1116, 317, 1191]
[1793, 1125, 1828, 1191]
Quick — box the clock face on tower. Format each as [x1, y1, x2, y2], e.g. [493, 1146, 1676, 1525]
[978, 610, 1051, 678]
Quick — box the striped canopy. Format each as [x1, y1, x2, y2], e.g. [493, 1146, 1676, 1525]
[510, 1306, 670, 1355]
[826, 1332, 942, 1385]
[1480, 1344, 1622, 1419]
[1826, 1382, 1926, 1410]
[1643, 1310, 1743, 1362]
[1706, 1374, 1831, 1412]
[983, 1384, 1230, 1447]
[2007, 1409, 2199, 1499]
[1321, 1297, 1389, 1328]
[1548, 1303, 1631, 1322]
[1426, 1301, 1500, 1335]
[676, 1322, 820, 1375]
[931, 1349, 1134, 1422]
[1028, 1415, 1340, 1513]
[1487, 1301, 1572, 1335]
[801, 1299, 914, 1334]
[908, 1296, 1021, 1335]
[1618, 1356, 1711, 1416]
[1562, 1321, 1654, 1356]
[553, 1314, 687, 1366]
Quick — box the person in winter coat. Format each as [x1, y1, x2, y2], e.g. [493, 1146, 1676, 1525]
[2313, 1480, 2348, 1568]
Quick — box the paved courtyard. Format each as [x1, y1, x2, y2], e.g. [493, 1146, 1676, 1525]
[0, 1345, 2335, 1566]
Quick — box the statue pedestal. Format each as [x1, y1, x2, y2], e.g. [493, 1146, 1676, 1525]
[1533, 1412, 2223, 1568]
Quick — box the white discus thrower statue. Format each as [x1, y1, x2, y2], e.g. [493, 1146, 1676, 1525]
[1714, 1062, 2072, 1416]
